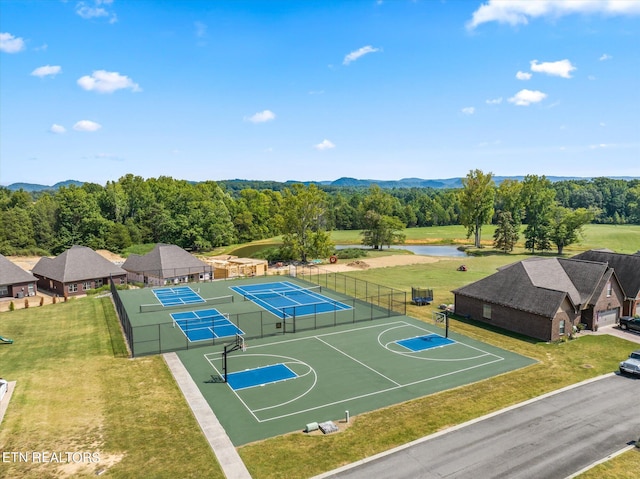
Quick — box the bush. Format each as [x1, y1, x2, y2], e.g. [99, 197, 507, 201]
[40, 296, 44, 306]
[9, 301, 15, 311]
[24, 298, 29, 309]
[334, 248, 368, 260]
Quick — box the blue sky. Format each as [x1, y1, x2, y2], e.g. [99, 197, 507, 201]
[1, 0, 639, 186]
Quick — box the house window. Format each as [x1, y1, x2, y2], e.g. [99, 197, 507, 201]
[559, 320, 566, 335]
[69, 284, 78, 293]
[606, 282, 612, 297]
[83, 282, 92, 290]
[28, 284, 34, 295]
[96, 279, 103, 288]
[483, 303, 492, 320]
[0, 285, 8, 296]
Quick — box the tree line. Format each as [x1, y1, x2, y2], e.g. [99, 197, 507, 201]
[1, 173, 638, 259]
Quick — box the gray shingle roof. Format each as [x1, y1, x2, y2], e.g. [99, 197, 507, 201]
[0, 254, 37, 286]
[122, 244, 208, 279]
[572, 250, 640, 299]
[453, 257, 612, 318]
[31, 245, 126, 283]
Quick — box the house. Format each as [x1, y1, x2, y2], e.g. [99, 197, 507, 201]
[572, 250, 640, 317]
[31, 245, 127, 297]
[121, 244, 212, 286]
[452, 257, 625, 341]
[0, 254, 37, 299]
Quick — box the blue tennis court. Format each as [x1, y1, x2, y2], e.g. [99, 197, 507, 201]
[227, 363, 297, 391]
[397, 334, 455, 352]
[153, 286, 205, 307]
[230, 281, 351, 318]
[171, 308, 244, 342]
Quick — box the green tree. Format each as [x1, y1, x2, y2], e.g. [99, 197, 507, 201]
[550, 207, 595, 254]
[459, 169, 495, 248]
[361, 211, 406, 249]
[493, 211, 519, 253]
[278, 184, 333, 262]
[521, 175, 555, 253]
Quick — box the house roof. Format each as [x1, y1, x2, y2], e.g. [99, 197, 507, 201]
[31, 245, 126, 283]
[572, 250, 640, 299]
[452, 257, 613, 318]
[0, 254, 37, 286]
[121, 244, 209, 279]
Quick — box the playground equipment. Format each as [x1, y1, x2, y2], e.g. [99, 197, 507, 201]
[411, 287, 433, 306]
[0, 336, 13, 344]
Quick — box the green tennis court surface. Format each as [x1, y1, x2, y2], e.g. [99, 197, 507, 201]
[177, 316, 536, 446]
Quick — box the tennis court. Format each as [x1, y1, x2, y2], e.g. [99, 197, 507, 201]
[230, 281, 352, 318]
[153, 286, 205, 307]
[171, 309, 243, 342]
[177, 316, 536, 445]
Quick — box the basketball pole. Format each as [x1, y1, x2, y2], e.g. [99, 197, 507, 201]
[445, 311, 449, 338]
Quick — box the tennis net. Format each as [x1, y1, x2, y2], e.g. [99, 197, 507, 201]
[242, 286, 322, 302]
[172, 312, 230, 329]
[140, 294, 234, 313]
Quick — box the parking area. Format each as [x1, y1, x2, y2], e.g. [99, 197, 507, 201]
[587, 324, 640, 344]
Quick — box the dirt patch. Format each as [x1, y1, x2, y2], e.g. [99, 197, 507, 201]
[321, 254, 448, 273]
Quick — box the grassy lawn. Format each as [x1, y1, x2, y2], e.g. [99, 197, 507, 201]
[0, 297, 223, 479]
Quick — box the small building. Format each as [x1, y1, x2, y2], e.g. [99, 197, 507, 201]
[0, 254, 37, 298]
[204, 255, 268, 279]
[121, 243, 212, 286]
[32, 245, 127, 297]
[452, 257, 625, 342]
[572, 249, 640, 317]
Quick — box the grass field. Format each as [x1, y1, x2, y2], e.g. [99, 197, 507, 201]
[1, 224, 639, 478]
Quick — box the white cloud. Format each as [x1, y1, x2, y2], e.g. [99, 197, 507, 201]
[77, 70, 141, 93]
[245, 110, 276, 123]
[467, 0, 640, 30]
[343, 45, 381, 65]
[462, 107, 475, 115]
[600, 122, 606, 127]
[76, 1, 117, 23]
[530, 59, 576, 78]
[516, 70, 532, 80]
[31, 65, 62, 78]
[599, 53, 612, 61]
[486, 97, 503, 105]
[49, 124, 66, 134]
[73, 120, 102, 132]
[589, 143, 611, 149]
[0, 32, 26, 53]
[508, 89, 547, 106]
[195, 21, 207, 38]
[314, 139, 335, 150]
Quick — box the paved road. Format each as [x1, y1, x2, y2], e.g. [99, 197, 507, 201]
[315, 374, 640, 479]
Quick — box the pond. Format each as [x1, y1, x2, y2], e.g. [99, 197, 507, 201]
[335, 244, 468, 257]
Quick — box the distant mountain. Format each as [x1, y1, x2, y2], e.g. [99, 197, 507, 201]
[6, 180, 83, 192]
[5, 176, 638, 192]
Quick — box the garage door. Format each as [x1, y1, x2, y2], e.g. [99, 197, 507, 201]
[597, 308, 619, 326]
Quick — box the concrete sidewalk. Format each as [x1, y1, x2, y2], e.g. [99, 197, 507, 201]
[163, 353, 252, 479]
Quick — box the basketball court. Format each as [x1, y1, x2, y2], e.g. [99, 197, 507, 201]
[177, 315, 536, 445]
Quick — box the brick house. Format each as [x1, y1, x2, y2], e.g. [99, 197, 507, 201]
[572, 250, 640, 317]
[0, 254, 37, 299]
[121, 243, 212, 287]
[452, 257, 625, 341]
[31, 245, 127, 297]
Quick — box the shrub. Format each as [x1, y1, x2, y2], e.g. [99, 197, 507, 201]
[24, 298, 29, 309]
[39, 296, 44, 306]
[334, 248, 368, 260]
[9, 301, 15, 311]
[52, 296, 57, 304]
